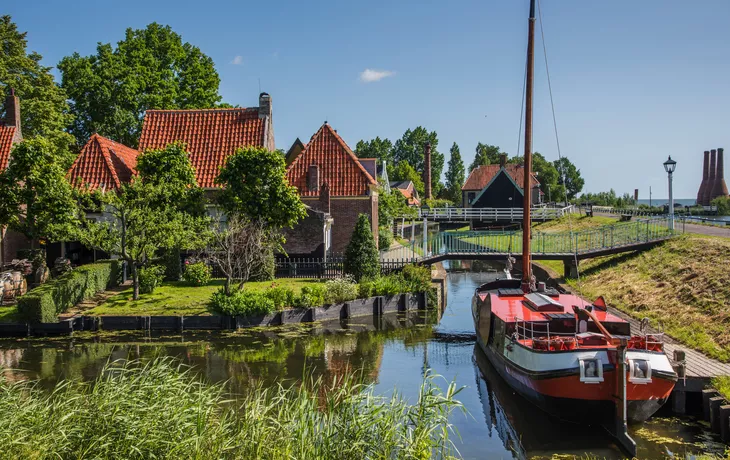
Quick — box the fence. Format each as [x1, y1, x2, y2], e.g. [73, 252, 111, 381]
[273, 256, 412, 279]
[412, 205, 575, 221]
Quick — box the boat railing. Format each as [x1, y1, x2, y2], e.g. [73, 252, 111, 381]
[514, 318, 578, 351]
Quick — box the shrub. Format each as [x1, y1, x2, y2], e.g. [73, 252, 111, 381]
[162, 247, 182, 281]
[17, 260, 121, 323]
[265, 285, 296, 310]
[344, 214, 379, 282]
[324, 277, 359, 304]
[210, 288, 275, 316]
[402, 264, 432, 292]
[139, 265, 165, 294]
[182, 261, 212, 287]
[378, 227, 393, 250]
[295, 284, 326, 308]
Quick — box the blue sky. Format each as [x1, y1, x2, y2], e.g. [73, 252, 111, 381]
[7, 0, 730, 198]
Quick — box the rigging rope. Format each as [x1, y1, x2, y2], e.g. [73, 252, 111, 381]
[537, 0, 585, 304]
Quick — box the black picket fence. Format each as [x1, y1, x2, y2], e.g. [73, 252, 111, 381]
[274, 256, 411, 279]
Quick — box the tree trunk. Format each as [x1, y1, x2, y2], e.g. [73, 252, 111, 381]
[225, 276, 232, 296]
[131, 263, 140, 300]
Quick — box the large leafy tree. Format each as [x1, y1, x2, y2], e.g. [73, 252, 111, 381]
[444, 142, 465, 204]
[0, 137, 78, 251]
[553, 157, 585, 201]
[392, 127, 443, 195]
[59, 23, 222, 148]
[79, 144, 209, 299]
[355, 137, 393, 166]
[470, 143, 504, 172]
[0, 16, 72, 142]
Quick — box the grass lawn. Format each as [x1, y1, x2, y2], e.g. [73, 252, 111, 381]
[0, 305, 19, 322]
[86, 278, 323, 316]
[567, 234, 730, 362]
[532, 215, 618, 232]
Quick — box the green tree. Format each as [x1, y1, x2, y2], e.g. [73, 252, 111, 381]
[444, 142, 465, 204]
[390, 161, 425, 196]
[378, 183, 416, 230]
[711, 196, 730, 215]
[0, 16, 73, 142]
[553, 157, 585, 200]
[216, 147, 307, 228]
[59, 23, 221, 148]
[344, 214, 379, 282]
[79, 144, 210, 299]
[355, 137, 393, 165]
[392, 127, 443, 195]
[470, 143, 504, 172]
[0, 137, 78, 251]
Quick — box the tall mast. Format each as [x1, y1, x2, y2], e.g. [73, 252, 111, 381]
[521, 0, 536, 291]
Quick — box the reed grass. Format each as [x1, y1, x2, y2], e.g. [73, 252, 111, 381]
[0, 357, 463, 459]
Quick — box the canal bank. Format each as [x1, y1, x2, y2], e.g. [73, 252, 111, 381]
[0, 268, 725, 459]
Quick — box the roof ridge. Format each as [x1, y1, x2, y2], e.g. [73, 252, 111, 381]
[144, 107, 256, 114]
[323, 124, 376, 185]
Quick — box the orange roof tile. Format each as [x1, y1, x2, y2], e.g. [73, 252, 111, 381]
[462, 164, 540, 191]
[138, 108, 265, 188]
[68, 134, 139, 190]
[287, 123, 376, 197]
[0, 126, 18, 170]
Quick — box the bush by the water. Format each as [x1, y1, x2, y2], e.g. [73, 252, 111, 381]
[378, 227, 393, 250]
[324, 277, 359, 304]
[344, 214, 379, 281]
[294, 284, 327, 308]
[210, 288, 276, 316]
[182, 261, 212, 286]
[17, 260, 121, 323]
[139, 265, 165, 294]
[0, 358, 462, 459]
[359, 265, 434, 299]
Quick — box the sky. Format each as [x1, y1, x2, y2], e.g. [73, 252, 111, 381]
[7, 0, 730, 199]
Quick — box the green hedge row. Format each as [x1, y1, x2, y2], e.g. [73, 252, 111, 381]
[17, 260, 122, 323]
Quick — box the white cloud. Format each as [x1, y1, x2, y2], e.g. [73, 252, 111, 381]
[359, 69, 395, 83]
[230, 55, 244, 65]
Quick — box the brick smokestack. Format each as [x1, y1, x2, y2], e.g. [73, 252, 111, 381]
[704, 149, 717, 205]
[713, 147, 728, 199]
[499, 154, 507, 168]
[423, 142, 432, 200]
[698, 150, 710, 205]
[3, 88, 21, 141]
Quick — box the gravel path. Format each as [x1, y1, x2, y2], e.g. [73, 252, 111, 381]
[680, 222, 730, 238]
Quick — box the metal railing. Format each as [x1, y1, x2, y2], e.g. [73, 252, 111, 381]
[412, 205, 575, 221]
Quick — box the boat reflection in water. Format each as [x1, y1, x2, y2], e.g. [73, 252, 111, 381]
[473, 344, 626, 459]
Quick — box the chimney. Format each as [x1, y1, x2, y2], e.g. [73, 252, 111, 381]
[423, 142, 432, 200]
[713, 147, 729, 199]
[634, 189, 639, 202]
[307, 164, 319, 192]
[3, 88, 21, 140]
[705, 149, 718, 205]
[499, 154, 507, 168]
[319, 182, 331, 214]
[258, 92, 272, 119]
[698, 151, 710, 205]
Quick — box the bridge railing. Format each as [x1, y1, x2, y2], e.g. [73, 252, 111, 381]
[414, 205, 575, 221]
[419, 217, 677, 258]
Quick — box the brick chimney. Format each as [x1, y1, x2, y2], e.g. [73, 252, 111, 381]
[704, 149, 717, 205]
[259, 92, 275, 151]
[423, 143, 432, 200]
[499, 154, 507, 168]
[3, 88, 21, 141]
[698, 151, 710, 205]
[714, 147, 728, 198]
[319, 181, 331, 214]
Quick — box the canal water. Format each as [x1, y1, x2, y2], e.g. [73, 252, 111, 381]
[0, 268, 724, 459]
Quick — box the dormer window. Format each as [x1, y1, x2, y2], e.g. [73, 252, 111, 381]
[307, 165, 319, 192]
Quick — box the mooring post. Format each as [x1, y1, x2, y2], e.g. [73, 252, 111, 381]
[711, 397, 725, 433]
[703, 389, 719, 422]
[720, 405, 730, 442]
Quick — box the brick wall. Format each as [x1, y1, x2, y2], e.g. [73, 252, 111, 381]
[325, 196, 377, 253]
[1, 228, 31, 265]
[281, 208, 326, 258]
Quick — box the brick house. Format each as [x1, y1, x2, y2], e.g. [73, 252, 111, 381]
[286, 122, 378, 253]
[389, 180, 421, 206]
[462, 155, 542, 208]
[0, 90, 28, 265]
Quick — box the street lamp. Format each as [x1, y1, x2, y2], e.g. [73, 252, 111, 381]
[663, 156, 677, 231]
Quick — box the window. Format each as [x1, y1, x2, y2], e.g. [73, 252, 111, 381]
[468, 192, 476, 204]
[628, 359, 652, 384]
[307, 165, 319, 192]
[580, 358, 604, 383]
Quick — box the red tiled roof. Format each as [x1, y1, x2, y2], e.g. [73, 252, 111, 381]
[396, 187, 420, 206]
[0, 126, 17, 170]
[138, 108, 265, 188]
[68, 134, 139, 190]
[287, 123, 376, 197]
[462, 164, 540, 191]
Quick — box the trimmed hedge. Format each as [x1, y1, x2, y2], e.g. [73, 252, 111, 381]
[17, 260, 122, 323]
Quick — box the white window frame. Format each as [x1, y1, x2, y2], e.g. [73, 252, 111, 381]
[628, 359, 652, 384]
[580, 358, 604, 384]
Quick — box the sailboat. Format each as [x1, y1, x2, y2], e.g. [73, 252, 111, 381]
[471, 1, 677, 456]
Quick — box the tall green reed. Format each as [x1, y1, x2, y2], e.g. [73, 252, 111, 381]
[0, 357, 463, 459]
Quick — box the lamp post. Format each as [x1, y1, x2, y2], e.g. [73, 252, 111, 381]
[420, 205, 430, 256]
[663, 156, 677, 231]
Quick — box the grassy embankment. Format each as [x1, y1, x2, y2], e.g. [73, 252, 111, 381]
[565, 234, 730, 363]
[0, 358, 462, 459]
[85, 278, 320, 316]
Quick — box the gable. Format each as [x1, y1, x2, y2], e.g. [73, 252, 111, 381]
[68, 134, 139, 190]
[287, 124, 376, 197]
[472, 169, 524, 208]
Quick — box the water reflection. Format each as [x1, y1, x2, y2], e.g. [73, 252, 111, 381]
[0, 269, 724, 459]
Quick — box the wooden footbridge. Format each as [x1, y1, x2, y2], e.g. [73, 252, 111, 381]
[388, 217, 679, 277]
